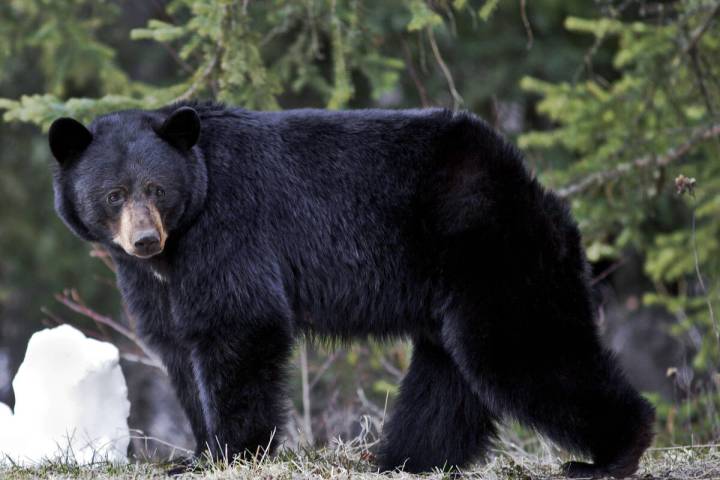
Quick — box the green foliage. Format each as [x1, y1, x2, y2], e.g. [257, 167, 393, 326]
[0, 1, 125, 95]
[1, 0, 463, 121]
[647, 388, 720, 446]
[478, 0, 501, 21]
[0, 0, 600, 123]
[406, 0, 444, 31]
[519, 2, 720, 382]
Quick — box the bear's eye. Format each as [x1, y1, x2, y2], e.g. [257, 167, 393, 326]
[107, 190, 125, 206]
[155, 187, 165, 197]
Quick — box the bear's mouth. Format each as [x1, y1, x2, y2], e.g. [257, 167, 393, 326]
[128, 241, 163, 259]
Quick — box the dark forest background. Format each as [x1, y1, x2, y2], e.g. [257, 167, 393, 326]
[1, 0, 719, 456]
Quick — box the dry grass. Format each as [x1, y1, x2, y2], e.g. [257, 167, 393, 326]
[2, 439, 720, 479]
[1, 418, 717, 479]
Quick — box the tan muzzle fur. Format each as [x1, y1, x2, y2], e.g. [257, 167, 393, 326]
[111, 201, 167, 257]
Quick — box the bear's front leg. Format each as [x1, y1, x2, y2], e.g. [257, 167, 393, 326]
[153, 342, 209, 455]
[186, 322, 294, 461]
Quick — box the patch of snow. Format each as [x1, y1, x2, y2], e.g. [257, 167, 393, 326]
[0, 325, 130, 465]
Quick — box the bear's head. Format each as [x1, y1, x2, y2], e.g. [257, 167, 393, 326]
[48, 106, 207, 259]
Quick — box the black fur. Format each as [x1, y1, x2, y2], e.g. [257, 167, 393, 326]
[49, 103, 655, 477]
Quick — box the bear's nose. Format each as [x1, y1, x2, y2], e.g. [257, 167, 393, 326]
[133, 230, 160, 254]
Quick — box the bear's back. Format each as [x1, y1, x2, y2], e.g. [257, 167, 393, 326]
[178, 106, 530, 337]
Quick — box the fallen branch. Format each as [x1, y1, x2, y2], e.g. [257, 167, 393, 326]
[558, 123, 720, 198]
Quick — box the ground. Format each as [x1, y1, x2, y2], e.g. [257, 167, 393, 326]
[1, 443, 719, 479]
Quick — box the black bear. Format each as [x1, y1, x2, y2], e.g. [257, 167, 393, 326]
[48, 103, 654, 477]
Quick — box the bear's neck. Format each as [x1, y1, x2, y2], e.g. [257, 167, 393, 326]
[176, 145, 209, 237]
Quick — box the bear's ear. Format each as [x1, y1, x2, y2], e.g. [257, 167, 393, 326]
[48, 117, 93, 165]
[156, 106, 201, 150]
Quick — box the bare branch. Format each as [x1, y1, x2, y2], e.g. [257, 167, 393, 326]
[682, 3, 720, 55]
[89, 245, 116, 272]
[174, 52, 220, 103]
[379, 355, 403, 381]
[426, 27, 463, 111]
[401, 38, 432, 108]
[684, 26, 717, 115]
[120, 352, 166, 370]
[558, 123, 720, 198]
[520, 0, 534, 50]
[309, 350, 340, 390]
[689, 201, 719, 355]
[54, 292, 165, 372]
[591, 258, 628, 286]
[299, 341, 314, 445]
[159, 42, 195, 75]
[356, 387, 385, 419]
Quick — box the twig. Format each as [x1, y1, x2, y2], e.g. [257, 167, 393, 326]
[158, 42, 195, 75]
[649, 443, 720, 451]
[89, 245, 116, 272]
[379, 355, 403, 381]
[682, 8, 718, 117]
[682, 3, 720, 55]
[558, 123, 720, 198]
[174, 52, 220, 102]
[426, 27, 463, 111]
[356, 387, 385, 419]
[688, 48, 716, 116]
[400, 38, 431, 108]
[56, 292, 134, 339]
[442, 2, 458, 37]
[309, 350, 340, 390]
[519, 0, 533, 50]
[572, 0, 633, 84]
[120, 352, 166, 371]
[40, 306, 66, 327]
[128, 430, 194, 455]
[591, 258, 628, 286]
[54, 292, 164, 371]
[299, 341, 314, 445]
[45, 306, 165, 372]
[690, 203, 719, 357]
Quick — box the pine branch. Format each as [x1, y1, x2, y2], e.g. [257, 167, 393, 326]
[174, 51, 220, 103]
[558, 123, 720, 198]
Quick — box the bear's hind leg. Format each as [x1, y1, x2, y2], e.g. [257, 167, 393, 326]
[440, 301, 655, 479]
[377, 335, 498, 473]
